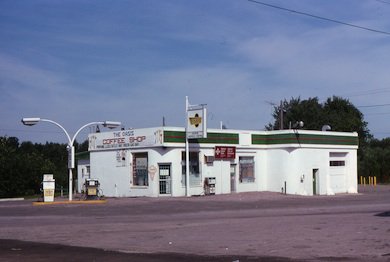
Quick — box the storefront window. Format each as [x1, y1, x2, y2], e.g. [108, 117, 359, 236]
[239, 156, 255, 183]
[132, 153, 148, 186]
[181, 151, 201, 186]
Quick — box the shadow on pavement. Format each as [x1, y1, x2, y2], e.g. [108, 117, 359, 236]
[0, 239, 297, 262]
[375, 211, 390, 217]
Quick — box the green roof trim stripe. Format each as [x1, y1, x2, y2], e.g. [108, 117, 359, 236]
[75, 151, 90, 160]
[163, 130, 358, 146]
[164, 131, 239, 144]
[252, 133, 358, 146]
[163, 131, 185, 143]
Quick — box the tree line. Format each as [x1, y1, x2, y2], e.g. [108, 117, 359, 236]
[0, 137, 88, 198]
[0, 96, 389, 198]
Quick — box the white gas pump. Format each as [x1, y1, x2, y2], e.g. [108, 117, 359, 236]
[85, 179, 100, 200]
[42, 174, 55, 202]
[204, 177, 216, 195]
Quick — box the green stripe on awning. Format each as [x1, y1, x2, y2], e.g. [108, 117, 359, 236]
[252, 133, 358, 146]
[164, 131, 239, 144]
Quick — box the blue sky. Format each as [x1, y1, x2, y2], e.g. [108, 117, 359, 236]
[1, 0, 390, 143]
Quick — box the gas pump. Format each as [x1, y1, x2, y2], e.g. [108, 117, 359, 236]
[85, 179, 100, 200]
[42, 174, 55, 202]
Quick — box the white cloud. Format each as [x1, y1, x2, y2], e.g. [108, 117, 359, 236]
[2, 0, 390, 141]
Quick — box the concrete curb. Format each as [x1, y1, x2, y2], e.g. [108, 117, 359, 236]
[32, 199, 107, 206]
[0, 198, 25, 202]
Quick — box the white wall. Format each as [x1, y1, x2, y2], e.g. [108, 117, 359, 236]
[266, 149, 291, 194]
[89, 144, 358, 197]
[76, 160, 89, 193]
[90, 150, 133, 197]
[347, 150, 358, 193]
[287, 148, 329, 195]
[264, 148, 357, 196]
[204, 160, 231, 194]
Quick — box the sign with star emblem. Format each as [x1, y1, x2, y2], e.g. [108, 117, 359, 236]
[187, 105, 207, 139]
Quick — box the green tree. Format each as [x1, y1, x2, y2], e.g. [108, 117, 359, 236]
[0, 136, 66, 197]
[266, 96, 370, 143]
[0, 137, 20, 197]
[266, 97, 324, 130]
[360, 138, 390, 183]
[323, 96, 371, 148]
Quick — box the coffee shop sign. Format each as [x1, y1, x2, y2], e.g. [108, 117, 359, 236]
[89, 128, 163, 150]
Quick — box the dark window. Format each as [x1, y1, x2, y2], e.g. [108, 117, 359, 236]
[330, 160, 345, 167]
[181, 152, 201, 186]
[133, 153, 148, 186]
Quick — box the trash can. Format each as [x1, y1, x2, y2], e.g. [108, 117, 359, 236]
[42, 174, 55, 202]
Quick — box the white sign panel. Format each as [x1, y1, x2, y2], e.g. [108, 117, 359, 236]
[88, 128, 163, 151]
[187, 106, 207, 139]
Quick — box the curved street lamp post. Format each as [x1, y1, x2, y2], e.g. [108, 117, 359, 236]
[21, 118, 121, 201]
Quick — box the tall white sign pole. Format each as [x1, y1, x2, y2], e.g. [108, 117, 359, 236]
[185, 96, 190, 197]
[185, 96, 207, 197]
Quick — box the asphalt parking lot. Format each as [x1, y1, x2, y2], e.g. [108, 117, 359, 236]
[0, 185, 389, 262]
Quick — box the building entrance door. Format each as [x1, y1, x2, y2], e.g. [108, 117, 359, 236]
[230, 164, 236, 193]
[313, 169, 319, 195]
[159, 164, 171, 195]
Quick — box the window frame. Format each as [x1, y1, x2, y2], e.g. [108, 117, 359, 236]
[132, 152, 149, 186]
[239, 156, 255, 183]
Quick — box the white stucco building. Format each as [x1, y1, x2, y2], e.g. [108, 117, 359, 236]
[82, 126, 358, 197]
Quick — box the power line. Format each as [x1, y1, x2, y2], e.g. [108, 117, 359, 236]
[375, 0, 390, 5]
[365, 112, 390, 116]
[247, 0, 390, 36]
[357, 103, 390, 108]
[340, 88, 390, 98]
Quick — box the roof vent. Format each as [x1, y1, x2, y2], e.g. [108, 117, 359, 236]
[322, 125, 331, 131]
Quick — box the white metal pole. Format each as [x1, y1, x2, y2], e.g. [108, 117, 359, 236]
[68, 121, 107, 201]
[40, 119, 73, 201]
[22, 118, 120, 202]
[203, 107, 207, 138]
[68, 168, 73, 201]
[185, 96, 190, 197]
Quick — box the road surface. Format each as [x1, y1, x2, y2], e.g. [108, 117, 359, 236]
[0, 185, 389, 261]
